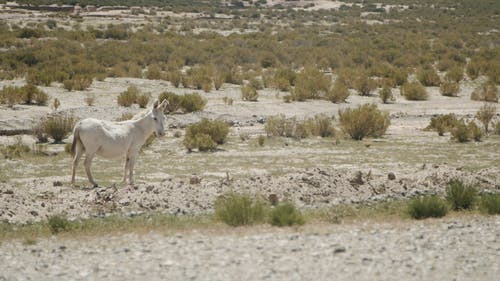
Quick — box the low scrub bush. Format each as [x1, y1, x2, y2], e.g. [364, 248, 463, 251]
[21, 84, 48, 105]
[407, 195, 448, 219]
[158, 92, 207, 113]
[167, 70, 182, 88]
[426, 114, 458, 136]
[264, 114, 335, 139]
[63, 76, 93, 91]
[117, 86, 140, 107]
[0, 86, 23, 107]
[183, 119, 229, 151]
[338, 104, 390, 140]
[450, 119, 483, 142]
[270, 201, 305, 227]
[468, 121, 484, 141]
[264, 114, 287, 137]
[475, 103, 497, 133]
[379, 85, 394, 104]
[292, 67, 331, 101]
[417, 67, 441, 86]
[48, 215, 72, 234]
[145, 64, 162, 80]
[401, 81, 428, 101]
[479, 193, 500, 215]
[354, 74, 377, 96]
[241, 84, 259, 101]
[445, 180, 477, 211]
[35, 114, 77, 143]
[136, 93, 151, 108]
[445, 66, 464, 83]
[440, 81, 459, 97]
[271, 67, 296, 91]
[0, 136, 30, 159]
[326, 80, 350, 103]
[471, 82, 498, 103]
[215, 192, 267, 226]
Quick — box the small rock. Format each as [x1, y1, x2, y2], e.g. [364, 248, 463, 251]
[190, 175, 201, 185]
[388, 172, 396, 180]
[30, 211, 39, 216]
[268, 194, 279, 206]
[333, 246, 346, 254]
[3, 189, 14, 195]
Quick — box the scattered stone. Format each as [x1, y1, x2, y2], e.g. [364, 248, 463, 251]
[388, 172, 396, 180]
[189, 175, 201, 185]
[30, 210, 38, 216]
[53, 181, 63, 187]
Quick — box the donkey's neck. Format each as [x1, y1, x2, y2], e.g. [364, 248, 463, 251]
[131, 111, 155, 143]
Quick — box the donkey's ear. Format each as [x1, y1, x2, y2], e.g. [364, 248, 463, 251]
[159, 99, 169, 109]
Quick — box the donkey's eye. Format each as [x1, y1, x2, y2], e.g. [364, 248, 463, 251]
[153, 117, 158, 121]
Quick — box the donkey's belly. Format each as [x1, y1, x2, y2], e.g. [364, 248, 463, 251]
[96, 143, 129, 159]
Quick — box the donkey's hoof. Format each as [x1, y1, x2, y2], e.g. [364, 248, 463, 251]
[93, 184, 99, 188]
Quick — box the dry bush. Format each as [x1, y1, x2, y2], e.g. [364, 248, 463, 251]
[241, 84, 259, 101]
[379, 85, 394, 104]
[354, 74, 377, 96]
[136, 93, 151, 108]
[115, 112, 134, 122]
[326, 79, 350, 103]
[426, 114, 458, 136]
[338, 104, 390, 140]
[215, 192, 267, 226]
[471, 82, 498, 103]
[271, 67, 296, 91]
[63, 76, 93, 91]
[401, 81, 428, 101]
[167, 70, 182, 88]
[222, 96, 233, 105]
[183, 119, 229, 152]
[445, 66, 464, 83]
[52, 98, 61, 111]
[475, 103, 496, 133]
[21, 84, 48, 105]
[440, 81, 460, 97]
[35, 114, 77, 143]
[117, 85, 140, 107]
[446, 180, 477, 211]
[450, 119, 483, 142]
[417, 67, 441, 87]
[292, 67, 331, 101]
[158, 92, 207, 113]
[0, 86, 23, 107]
[466, 60, 483, 80]
[145, 64, 162, 80]
[270, 201, 305, 227]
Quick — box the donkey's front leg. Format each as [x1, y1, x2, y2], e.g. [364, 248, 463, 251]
[122, 155, 130, 184]
[128, 152, 138, 186]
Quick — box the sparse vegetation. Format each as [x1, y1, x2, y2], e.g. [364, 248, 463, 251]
[34, 114, 77, 143]
[445, 180, 477, 211]
[479, 194, 500, 215]
[269, 201, 305, 227]
[471, 82, 498, 103]
[475, 104, 497, 133]
[338, 104, 390, 140]
[241, 84, 259, 101]
[401, 82, 428, 101]
[426, 114, 458, 136]
[440, 81, 460, 97]
[407, 195, 448, 219]
[215, 192, 267, 227]
[326, 79, 350, 103]
[183, 119, 229, 151]
[117, 85, 140, 107]
[379, 85, 394, 104]
[48, 215, 72, 234]
[0, 136, 30, 159]
[84, 93, 96, 106]
[417, 68, 441, 87]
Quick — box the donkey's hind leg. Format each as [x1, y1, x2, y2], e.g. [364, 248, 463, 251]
[84, 153, 98, 188]
[122, 155, 130, 184]
[71, 143, 84, 187]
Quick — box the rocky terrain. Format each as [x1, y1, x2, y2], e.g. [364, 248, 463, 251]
[1, 215, 498, 281]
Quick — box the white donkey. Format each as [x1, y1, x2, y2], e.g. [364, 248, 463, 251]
[71, 99, 168, 187]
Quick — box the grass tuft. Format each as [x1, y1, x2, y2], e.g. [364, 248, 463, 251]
[479, 194, 500, 215]
[445, 180, 477, 211]
[270, 201, 305, 227]
[407, 195, 448, 219]
[215, 192, 267, 227]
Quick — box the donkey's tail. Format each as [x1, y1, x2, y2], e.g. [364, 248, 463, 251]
[71, 125, 82, 157]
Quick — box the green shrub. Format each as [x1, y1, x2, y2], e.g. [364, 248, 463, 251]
[241, 84, 258, 101]
[471, 82, 498, 103]
[48, 215, 72, 234]
[479, 193, 500, 215]
[215, 192, 267, 226]
[117, 85, 140, 107]
[417, 68, 441, 86]
[440, 81, 460, 97]
[475, 103, 497, 133]
[136, 93, 151, 108]
[426, 114, 458, 136]
[292, 67, 331, 101]
[338, 104, 390, 140]
[401, 81, 428, 101]
[264, 114, 287, 137]
[270, 201, 305, 227]
[407, 195, 448, 219]
[445, 180, 477, 211]
[379, 85, 394, 104]
[183, 119, 229, 151]
[445, 66, 464, 83]
[36, 114, 77, 143]
[326, 79, 350, 103]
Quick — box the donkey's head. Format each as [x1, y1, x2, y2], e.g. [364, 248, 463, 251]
[151, 99, 169, 137]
